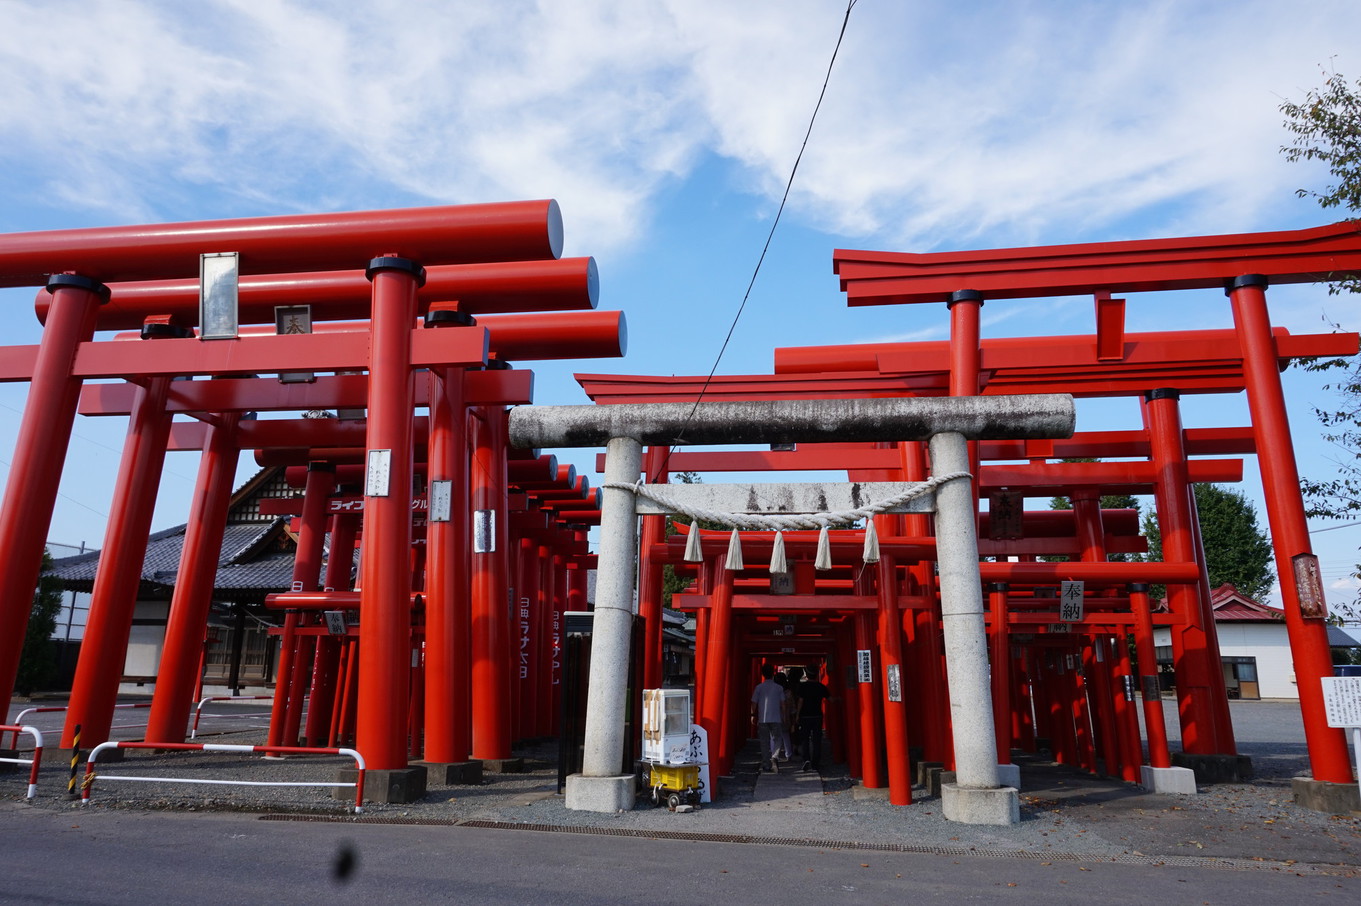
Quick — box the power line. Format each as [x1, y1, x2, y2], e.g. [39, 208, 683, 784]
[1310, 520, 1361, 533]
[651, 0, 858, 481]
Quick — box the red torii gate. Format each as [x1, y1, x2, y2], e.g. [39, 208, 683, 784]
[830, 222, 1361, 790]
[0, 200, 619, 800]
[574, 220, 1361, 805]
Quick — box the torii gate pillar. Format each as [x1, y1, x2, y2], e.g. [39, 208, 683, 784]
[572, 435, 644, 810]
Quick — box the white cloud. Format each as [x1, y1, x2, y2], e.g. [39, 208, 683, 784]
[2, 0, 1360, 255]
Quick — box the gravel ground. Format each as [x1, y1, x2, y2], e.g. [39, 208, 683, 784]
[5, 699, 1359, 875]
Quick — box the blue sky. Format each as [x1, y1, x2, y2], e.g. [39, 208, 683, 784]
[1, 0, 1359, 610]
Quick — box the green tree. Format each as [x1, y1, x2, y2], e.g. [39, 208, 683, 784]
[15, 549, 64, 696]
[1280, 69, 1361, 615]
[661, 472, 712, 606]
[1141, 484, 1275, 602]
[1281, 69, 1361, 242]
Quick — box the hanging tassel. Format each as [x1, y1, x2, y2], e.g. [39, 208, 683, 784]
[725, 528, 744, 571]
[814, 524, 833, 571]
[862, 518, 880, 564]
[769, 530, 788, 574]
[683, 523, 703, 562]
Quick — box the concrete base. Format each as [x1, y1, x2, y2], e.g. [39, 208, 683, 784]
[941, 783, 1020, 826]
[480, 757, 526, 774]
[852, 783, 890, 801]
[928, 769, 954, 798]
[1292, 777, 1361, 816]
[996, 763, 1021, 790]
[915, 760, 944, 785]
[421, 760, 484, 785]
[335, 765, 427, 805]
[1171, 752, 1253, 784]
[1140, 764, 1199, 794]
[565, 773, 636, 813]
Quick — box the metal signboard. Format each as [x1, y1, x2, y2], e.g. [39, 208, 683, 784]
[199, 252, 239, 340]
[473, 509, 496, 553]
[1059, 580, 1085, 622]
[275, 304, 314, 383]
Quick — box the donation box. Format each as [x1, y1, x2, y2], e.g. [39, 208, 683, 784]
[641, 689, 692, 764]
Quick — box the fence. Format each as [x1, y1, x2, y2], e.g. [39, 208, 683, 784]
[82, 741, 367, 812]
[0, 724, 44, 799]
[189, 695, 276, 739]
[7, 703, 152, 747]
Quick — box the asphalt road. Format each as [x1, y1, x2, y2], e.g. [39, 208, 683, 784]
[4, 698, 1358, 903]
[2, 803, 1358, 906]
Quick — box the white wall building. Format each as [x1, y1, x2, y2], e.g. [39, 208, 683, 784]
[1153, 584, 1360, 700]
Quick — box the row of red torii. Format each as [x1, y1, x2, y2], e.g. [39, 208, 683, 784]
[0, 202, 1358, 821]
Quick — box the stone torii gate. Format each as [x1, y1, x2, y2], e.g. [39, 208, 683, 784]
[509, 394, 1076, 825]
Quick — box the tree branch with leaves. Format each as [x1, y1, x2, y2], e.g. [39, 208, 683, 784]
[1280, 69, 1361, 617]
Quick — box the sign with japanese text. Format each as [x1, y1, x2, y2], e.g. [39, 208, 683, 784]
[686, 724, 712, 804]
[988, 490, 1023, 540]
[366, 449, 391, 497]
[857, 649, 873, 683]
[1294, 554, 1327, 619]
[1321, 677, 1361, 728]
[428, 480, 452, 522]
[1059, 580, 1085, 622]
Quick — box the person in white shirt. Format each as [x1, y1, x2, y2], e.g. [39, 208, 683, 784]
[749, 663, 787, 772]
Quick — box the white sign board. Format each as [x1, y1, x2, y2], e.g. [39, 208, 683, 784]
[857, 649, 873, 683]
[1320, 677, 1361, 811]
[685, 724, 712, 804]
[1321, 677, 1361, 728]
[366, 449, 392, 497]
[1059, 581, 1085, 622]
[428, 480, 452, 522]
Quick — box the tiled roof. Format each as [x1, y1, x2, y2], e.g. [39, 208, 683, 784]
[1208, 584, 1285, 622]
[1327, 625, 1361, 648]
[50, 519, 304, 601]
[44, 465, 348, 602]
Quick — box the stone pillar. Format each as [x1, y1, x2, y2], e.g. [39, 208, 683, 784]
[930, 431, 1019, 825]
[565, 436, 641, 812]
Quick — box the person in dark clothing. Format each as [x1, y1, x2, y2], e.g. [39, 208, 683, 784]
[792, 665, 830, 772]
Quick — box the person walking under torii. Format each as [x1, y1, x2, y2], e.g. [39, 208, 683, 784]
[750, 663, 787, 773]
[793, 663, 831, 772]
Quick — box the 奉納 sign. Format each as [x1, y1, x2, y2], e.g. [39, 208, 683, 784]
[1059, 580, 1085, 622]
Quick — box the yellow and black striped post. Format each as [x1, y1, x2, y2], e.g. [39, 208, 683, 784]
[67, 723, 80, 798]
